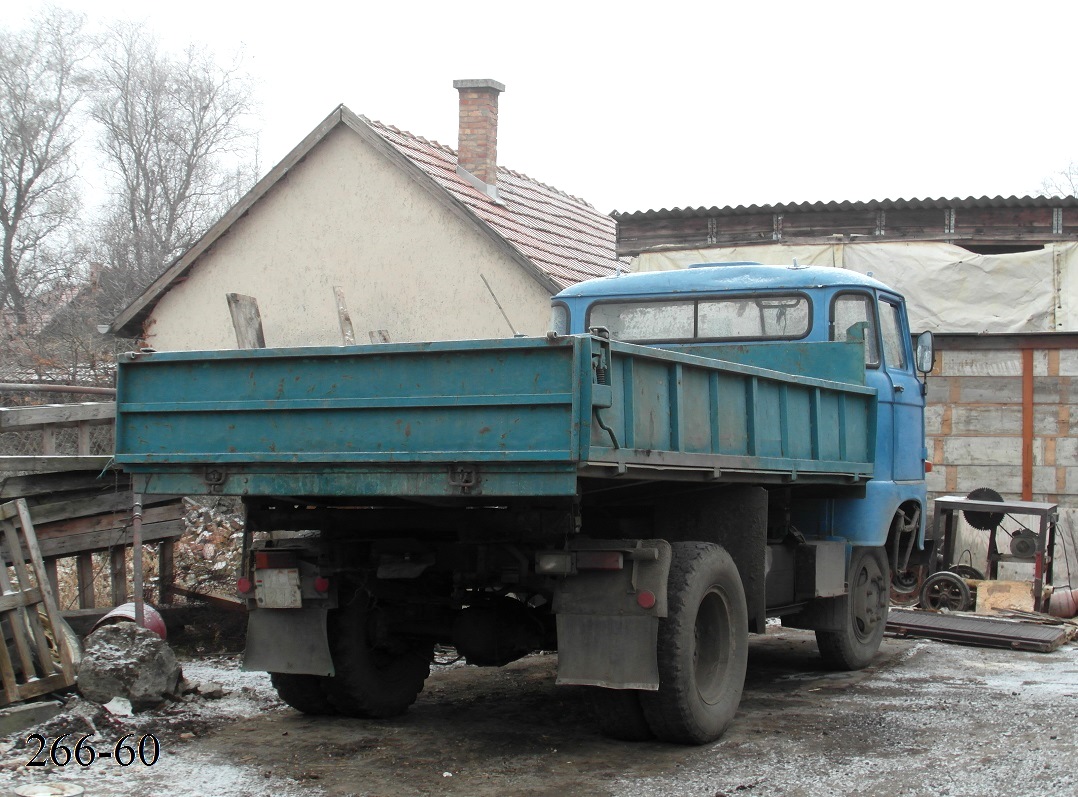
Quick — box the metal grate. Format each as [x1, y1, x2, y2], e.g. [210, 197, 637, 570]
[887, 608, 1069, 653]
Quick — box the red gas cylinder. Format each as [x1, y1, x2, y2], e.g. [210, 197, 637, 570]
[1048, 588, 1078, 619]
[90, 602, 168, 639]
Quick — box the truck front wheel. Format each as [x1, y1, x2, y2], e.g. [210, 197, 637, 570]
[324, 590, 433, 718]
[816, 546, 889, 670]
[640, 542, 748, 745]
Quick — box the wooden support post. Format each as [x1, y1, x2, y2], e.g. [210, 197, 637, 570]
[76, 553, 95, 609]
[157, 540, 174, 605]
[76, 421, 91, 455]
[110, 547, 128, 606]
[226, 293, 266, 349]
[41, 427, 57, 456]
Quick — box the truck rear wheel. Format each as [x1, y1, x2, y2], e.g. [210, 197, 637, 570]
[270, 672, 336, 715]
[816, 546, 889, 670]
[325, 591, 433, 718]
[640, 542, 748, 745]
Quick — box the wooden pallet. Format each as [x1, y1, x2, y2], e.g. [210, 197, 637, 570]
[0, 498, 78, 706]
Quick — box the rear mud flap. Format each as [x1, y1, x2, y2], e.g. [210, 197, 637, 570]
[243, 606, 334, 676]
[555, 614, 659, 690]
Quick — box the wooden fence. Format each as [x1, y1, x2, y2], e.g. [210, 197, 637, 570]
[0, 403, 184, 615]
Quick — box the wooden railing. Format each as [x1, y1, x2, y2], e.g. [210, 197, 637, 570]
[0, 402, 115, 473]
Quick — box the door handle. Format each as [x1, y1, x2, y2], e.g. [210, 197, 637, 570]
[894, 384, 905, 393]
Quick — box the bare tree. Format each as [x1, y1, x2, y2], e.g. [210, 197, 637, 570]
[1041, 163, 1078, 198]
[0, 7, 92, 334]
[91, 22, 259, 314]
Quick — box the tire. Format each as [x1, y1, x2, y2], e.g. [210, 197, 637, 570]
[816, 547, 889, 670]
[639, 542, 748, 745]
[588, 687, 654, 742]
[270, 672, 337, 715]
[324, 590, 433, 718]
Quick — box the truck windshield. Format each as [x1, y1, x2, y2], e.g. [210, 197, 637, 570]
[588, 295, 810, 342]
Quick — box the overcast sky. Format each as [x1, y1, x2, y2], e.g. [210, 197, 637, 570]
[15, 0, 1078, 213]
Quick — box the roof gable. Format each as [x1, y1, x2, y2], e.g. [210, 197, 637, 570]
[112, 106, 619, 337]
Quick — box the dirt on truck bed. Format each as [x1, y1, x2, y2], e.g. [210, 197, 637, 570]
[1, 628, 1076, 797]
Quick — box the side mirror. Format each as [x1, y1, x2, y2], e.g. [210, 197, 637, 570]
[915, 331, 935, 374]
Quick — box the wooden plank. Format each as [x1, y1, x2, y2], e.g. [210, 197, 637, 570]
[14, 499, 76, 682]
[23, 491, 135, 527]
[44, 557, 59, 598]
[0, 456, 113, 473]
[3, 673, 73, 704]
[31, 502, 185, 541]
[76, 553, 95, 610]
[20, 518, 186, 560]
[5, 506, 60, 679]
[158, 540, 174, 605]
[0, 639, 22, 707]
[0, 564, 38, 680]
[226, 293, 266, 349]
[0, 470, 130, 501]
[170, 585, 246, 612]
[0, 402, 115, 430]
[333, 286, 356, 345]
[110, 547, 128, 606]
[0, 588, 43, 613]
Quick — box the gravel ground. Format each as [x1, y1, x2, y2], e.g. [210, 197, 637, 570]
[0, 628, 1075, 797]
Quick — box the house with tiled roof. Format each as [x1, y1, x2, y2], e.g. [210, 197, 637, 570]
[109, 80, 619, 349]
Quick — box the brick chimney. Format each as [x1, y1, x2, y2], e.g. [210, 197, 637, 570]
[453, 79, 505, 196]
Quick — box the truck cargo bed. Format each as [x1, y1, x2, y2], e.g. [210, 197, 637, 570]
[114, 335, 875, 498]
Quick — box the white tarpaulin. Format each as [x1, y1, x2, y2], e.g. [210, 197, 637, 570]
[631, 241, 1078, 334]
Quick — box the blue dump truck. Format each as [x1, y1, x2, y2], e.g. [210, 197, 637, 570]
[114, 263, 933, 744]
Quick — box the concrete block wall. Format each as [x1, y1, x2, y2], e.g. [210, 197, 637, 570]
[924, 337, 1078, 588]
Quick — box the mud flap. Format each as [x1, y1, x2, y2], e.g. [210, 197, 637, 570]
[555, 614, 660, 689]
[551, 538, 670, 690]
[243, 606, 334, 676]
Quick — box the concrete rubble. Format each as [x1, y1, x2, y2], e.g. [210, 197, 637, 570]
[75, 622, 181, 711]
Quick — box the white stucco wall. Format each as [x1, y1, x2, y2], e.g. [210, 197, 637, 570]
[145, 125, 553, 350]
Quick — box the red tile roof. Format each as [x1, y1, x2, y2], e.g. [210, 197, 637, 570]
[368, 119, 620, 290]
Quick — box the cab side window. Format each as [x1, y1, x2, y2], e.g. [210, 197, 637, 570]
[878, 298, 908, 370]
[831, 293, 879, 366]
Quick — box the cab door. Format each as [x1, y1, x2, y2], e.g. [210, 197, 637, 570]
[830, 291, 891, 481]
[877, 294, 924, 481]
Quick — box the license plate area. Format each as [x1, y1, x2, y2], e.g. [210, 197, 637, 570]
[255, 568, 302, 608]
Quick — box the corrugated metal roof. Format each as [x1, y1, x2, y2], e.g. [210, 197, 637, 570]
[612, 195, 1078, 221]
[368, 119, 619, 290]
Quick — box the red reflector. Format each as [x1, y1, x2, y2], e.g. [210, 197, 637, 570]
[255, 551, 298, 569]
[924, 461, 934, 473]
[313, 576, 330, 593]
[236, 577, 253, 594]
[576, 551, 624, 570]
[637, 590, 657, 609]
